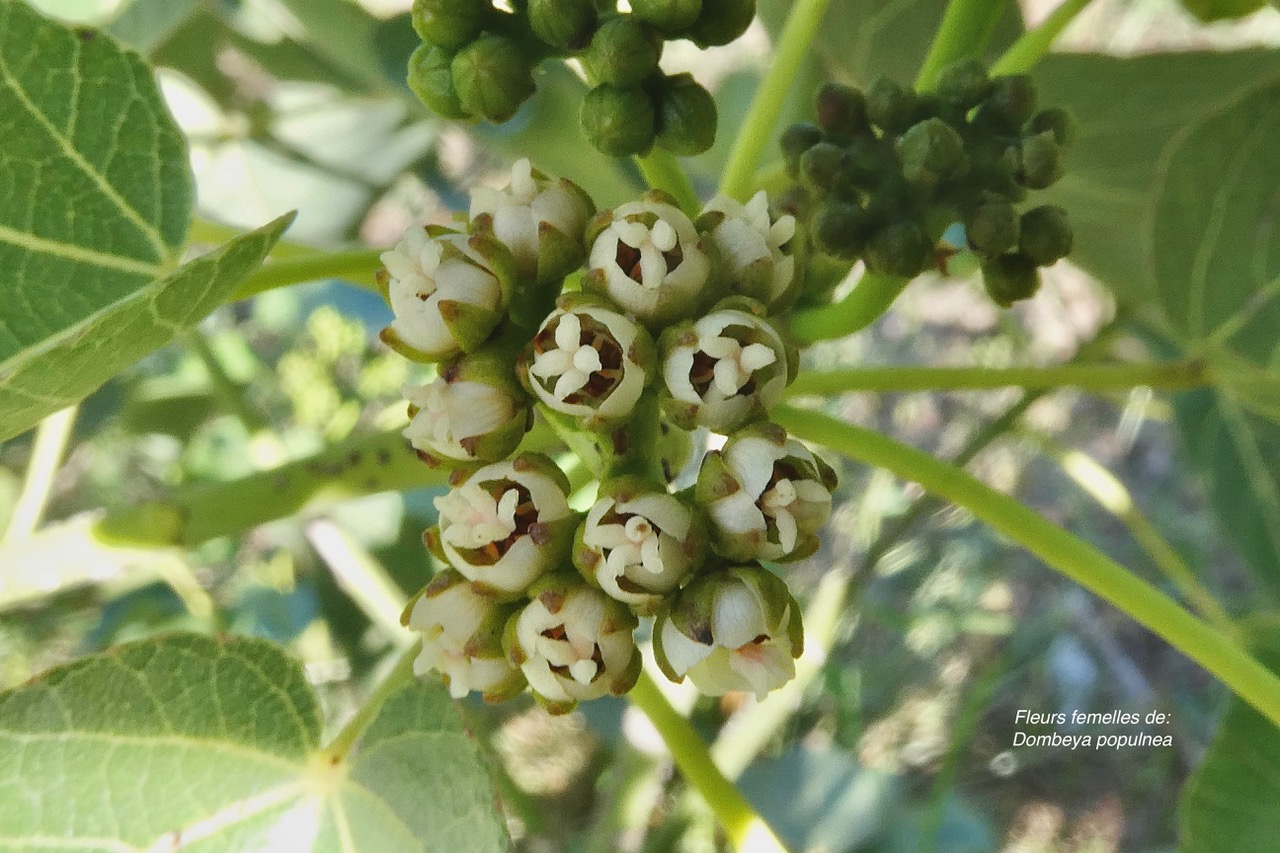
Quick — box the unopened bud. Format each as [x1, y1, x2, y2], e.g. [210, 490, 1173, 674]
[655, 73, 718, 156]
[580, 84, 657, 156]
[451, 34, 535, 123]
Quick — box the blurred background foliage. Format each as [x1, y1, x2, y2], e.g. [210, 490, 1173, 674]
[3, 0, 1280, 850]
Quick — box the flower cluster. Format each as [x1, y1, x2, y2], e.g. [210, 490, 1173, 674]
[406, 0, 755, 157]
[385, 158, 836, 712]
[779, 58, 1075, 306]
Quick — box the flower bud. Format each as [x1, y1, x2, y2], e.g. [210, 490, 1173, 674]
[630, 0, 702, 34]
[519, 295, 655, 429]
[404, 569, 526, 701]
[1018, 130, 1064, 190]
[977, 74, 1036, 132]
[451, 34, 535, 123]
[469, 157, 595, 285]
[1030, 107, 1074, 147]
[896, 117, 968, 189]
[380, 227, 515, 362]
[585, 193, 713, 324]
[654, 564, 803, 700]
[780, 122, 823, 178]
[934, 57, 991, 110]
[403, 348, 531, 464]
[965, 198, 1019, 258]
[1018, 204, 1073, 266]
[864, 220, 931, 278]
[580, 83, 657, 156]
[505, 573, 641, 713]
[655, 73, 718, 156]
[659, 299, 791, 432]
[583, 17, 663, 87]
[528, 0, 597, 52]
[683, 0, 756, 48]
[574, 476, 707, 613]
[698, 191, 801, 311]
[815, 83, 867, 142]
[982, 252, 1040, 307]
[798, 141, 844, 195]
[429, 453, 577, 598]
[696, 421, 836, 562]
[865, 75, 916, 134]
[407, 44, 470, 120]
[412, 0, 486, 50]
[811, 201, 869, 259]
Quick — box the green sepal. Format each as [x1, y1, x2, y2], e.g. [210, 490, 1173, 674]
[896, 117, 968, 190]
[380, 325, 448, 364]
[535, 220, 587, 285]
[1030, 108, 1075, 147]
[451, 34, 536, 123]
[481, 669, 530, 703]
[408, 44, 472, 120]
[610, 650, 643, 695]
[438, 299, 504, 354]
[682, 0, 755, 48]
[580, 83, 657, 157]
[423, 525, 449, 562]
[631, 0, 702, 33]
[729, 564, 802, 656]
[583, 17, 663, 87]
[654, 73, 718, 156]
[528, 0, 597, 51]
[412, 0, 487, 50]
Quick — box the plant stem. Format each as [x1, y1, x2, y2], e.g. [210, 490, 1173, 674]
[635, 150, 701, 217]
[306, 518, 416, 644]
[915, 0, 1009, 92]
[787, 271, 909, 343]
[627, 671, 789, 852]
[786, 359, 1210, 397]
[773, 405, 1280, 730]
[990, 0, 1095, 76]
[323, 639, 423, 761]
[718, 0, 835, 201]
[189, 218, 311, 260]
[231, 247, 383, 301]
[1, 405, 77, 547]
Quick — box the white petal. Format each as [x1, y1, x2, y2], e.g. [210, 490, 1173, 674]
[728, 640, 795, 700]
[773, 509, 799, 554]
[569, 659, 598, 684]
[637, 244, 668, 288]
[711, 491, 767, 536]
[530, 348, 574, 378]
[554, 312, 582, 351]
[712, 583, 768, 649]
[650, 219, 677, 252]
[726, 437, 782, 498]
[660, 618, 713, 676]
[738, 343, 777, 373]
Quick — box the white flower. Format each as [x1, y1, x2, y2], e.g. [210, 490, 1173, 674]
[470, 158, 593, 282]
[382, 229, 509, 360]
[406, 570, 524, 701]
[698, 423, 836, 562]
[431, 454, 576, 598]
[507, 576, 640, 712]
[576, 482, 704, 611]
[523, 301, 652, 426]
[660, 306, 789, 432]
[700, 191, 798, 309]
[403, 378, 517, 462]
[655, 565, 802, 700]
[586, 197, 711, 324]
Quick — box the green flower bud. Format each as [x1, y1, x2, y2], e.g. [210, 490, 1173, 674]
[934, 57, 991, 110]
[815, 83, 867, 142]
[653, 564, 803, 699]
[696, 421, 837, 562]
[528, 0, 597, 51]
[574, 476, 707, 614]
[583, 16, 663, 87]
[1031, 107, 1074, 147]
[412, 0, 486, 50]
[697, 190, 802, 311]
[842, 134, 893, 187]
[407, 44, 470, 120]
[780, 122, 823, 178]
[811, 201, 869, 260]
[896, 117, 968, 189]
[659, 300, 791, 432]
[403, 347, 532, 465]
[1018, 204, 1073, 266]
[631, 0, 703, 34]
[798, 141, 844, 195]
[654, 72, 718, 156]
[580, 84, 657, 156]
[469, 157, 596, 286]
[865, 220, 932, 278]
[964, 198, 1019, 258]
[585, 193, 713, 323]
[430, 453, 577, 599]
[504, 573, 641, 713]
[451, 34, 536, 123]
[380, 226, 516, 362]
[1019, 130, 1064, 189]
[977, 74, 1036, 132]
[683, 0, 755, 47]
[982, 252, 1040, 307]
[519, 294, 656, 429]
[404, 569, 526, 702]
[866, 75, 917, 134]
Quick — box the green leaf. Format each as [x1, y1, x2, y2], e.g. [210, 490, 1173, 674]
[1179, 0, 1267, 22]
[106, 0, 199, 53]
[0, 634, 510, 852]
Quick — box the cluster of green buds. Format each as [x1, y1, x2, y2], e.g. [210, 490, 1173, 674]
[384, 158, 836, 712]
[780, 58, 1074, 306]
[407, 0, 755, 157]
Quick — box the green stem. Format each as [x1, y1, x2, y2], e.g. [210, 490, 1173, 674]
[1, 405, 77, 546]
[190, 218, 311, 259]
[786, 359, 1210, 397]
[322, 639, 422, 761]
[232, 247, 383, 301]
[635, 149, 701, 217]
[915, 0, 1009, 92]
[990, 0, 1095, 76]
[306, 518, 416, 643]
[718, 0, 835, 201]
[187, 331, 270, 432]
[773, 405, 1280, 730]
[628, 672, 789, 852]
[787, 271, 909, 343]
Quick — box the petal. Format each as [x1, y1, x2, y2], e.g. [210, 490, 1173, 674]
[659, 618, 713, 676]
[700, 335, 738, 360]
[711, 491, 767, 536]
[712, 583, 768, 649]
[553, 368, 589, 400]
[712, 357, 745, 396]
[637, 244, 668, 288]
[773, 509, 799, 554]
[554, 312, 582, 351]
[569, 659, 599, 684]
[728, 641, 795, 700]
[726, 437, 782, 498]
[738, 343, 778, 373]
[530, 348, 573, 378]
[650, 219, 677, 252]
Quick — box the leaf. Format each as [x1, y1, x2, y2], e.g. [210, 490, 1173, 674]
[1179, 0, 1268, 22]
[106, 0, 199, 54]
[0, 214, 292, 444]
[0, 634, 510, 852]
